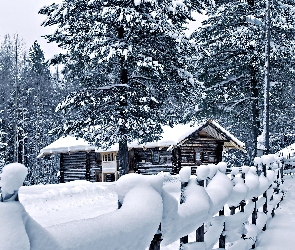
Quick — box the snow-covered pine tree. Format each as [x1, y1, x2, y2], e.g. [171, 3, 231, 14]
[0, 36, 13, 166]
[267, 0, 295, 152]
[192, 0, 295, 163]
[269, 75, 295, 152]
[0, 35, 26, 165]
[0, 116, 6, 169]
[0, 36, 67, 184]
[39, 0, 205, 175]
[23, 41, 62, 184]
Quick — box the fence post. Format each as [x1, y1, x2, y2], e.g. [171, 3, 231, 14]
[0, 163, 28, 202]
[118, 200, 123, 209]
[230, 206, 236, 215]
[262, 164, 268, 231]
[251, 197, 257, 249]
[241, 171, 246, 214]
[180, 180, 189, 249]
[273, 168, 280, 212]
[219, 207, 225, 249]
[251, 197, 257, 225]
[280, 159, 284, 201]
[149, 224, 162, 250]
[196, 179, 205, 243]
[240, 200, 246, 212]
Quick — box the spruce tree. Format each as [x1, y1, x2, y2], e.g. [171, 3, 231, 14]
[0, 116, 6, 169]
[39, 0, 204, 175]
[192, 0, 295, 163]
[24, 41, 62, 184]
[0, 37, 63, 183]
[0, 35, 25, 164]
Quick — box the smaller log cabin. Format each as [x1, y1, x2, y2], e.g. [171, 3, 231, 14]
[277, 143, 295, 171]
[38, 119, 245, 182]
[37, 136, 101, 183]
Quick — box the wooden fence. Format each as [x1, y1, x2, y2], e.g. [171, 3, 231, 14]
[146, 155, 285, 250]
[0, 155, 286, 250]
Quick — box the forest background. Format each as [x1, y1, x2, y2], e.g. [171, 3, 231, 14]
[0, 0, 294, 185]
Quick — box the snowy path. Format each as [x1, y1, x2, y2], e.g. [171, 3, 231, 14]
[19, 181, 118, 227]
[256, 175, 295, 250]
[18, 176, 295, 249]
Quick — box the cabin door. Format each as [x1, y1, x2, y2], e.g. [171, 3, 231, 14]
[95, 171, 102, 182]
[194, 148, 202, 165]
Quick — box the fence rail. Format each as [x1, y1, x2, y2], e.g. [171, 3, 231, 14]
[0, 155, 287, 250]
[146, 154, 285, 250]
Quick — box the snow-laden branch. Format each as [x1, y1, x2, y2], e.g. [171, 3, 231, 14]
[206, 74, 245, 91]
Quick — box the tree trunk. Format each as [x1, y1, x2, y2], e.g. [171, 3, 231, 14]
[118, 139, 129, 176]
[117, 24, 129, 177]
[250, 71, 260, 159]
[263, 0, 271, 154]
[14, 35, 19, 162]
[118, 67, 129, 176]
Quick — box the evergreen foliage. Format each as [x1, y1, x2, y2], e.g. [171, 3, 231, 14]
[39, 0, 205, 174]
[0, 37, 65, 184]
[192, 0, 295, 164]
[0, 35, 23, 165]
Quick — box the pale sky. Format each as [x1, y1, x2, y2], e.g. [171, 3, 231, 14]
[0, 0, 62, 60]
[0, 0, 205, 61]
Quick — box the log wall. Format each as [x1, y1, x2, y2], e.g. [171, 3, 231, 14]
[132, 130, 225, 175]
[132, 147, 173, 175]
[60, 151, 101, 183]
[58, 130, 227, 180]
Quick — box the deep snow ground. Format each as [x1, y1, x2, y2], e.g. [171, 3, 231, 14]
[17, 175, 295, 250]
[19, 181, 118, 227]
[256, 175, 295, 250]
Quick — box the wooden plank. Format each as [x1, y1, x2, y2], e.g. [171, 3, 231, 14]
[86, 152, 91, 181]
[60, 150, 102, 182]
[60, 153, 65, 183]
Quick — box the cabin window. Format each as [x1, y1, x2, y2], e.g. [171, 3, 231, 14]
[187, 154, 195, 162]
[203, 152, 209, 161]
[195, 152, 201, 161]
[103, 153, 115, 161]
[208, 153, 216, 162]
[153, 151, 160, 163]
[209, 156, 216, 162]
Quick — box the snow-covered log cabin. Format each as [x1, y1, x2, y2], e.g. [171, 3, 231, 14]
[37, 136, 102, 183]
[277, 143, 295, 172]
[38, 119, 245, 182]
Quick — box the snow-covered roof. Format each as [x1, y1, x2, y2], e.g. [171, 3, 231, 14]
[37, 136, 96, 158]
[209, 120, 245, 151]
[277, 143, 295, 159]
[38, 119, 245, 157]
[126, 120, 243, 150]
[127, 123, 202, 149]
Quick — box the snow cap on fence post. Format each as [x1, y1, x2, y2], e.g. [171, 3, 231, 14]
[261, 154, 275, 167]
[195, 165, 209, 181]
[249, 166, 257, 174]
[0, 163, 28, 202]
[115, 173, 164, 204]
[254, 157, 262, 166]
[241, 165, 250, 174]
[179, 167, 191, 183]
[227, 176, 248, 207]
[230, 167, 240, 176]
[217, 162, 227, 173]
[207, 164, 219, 179]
